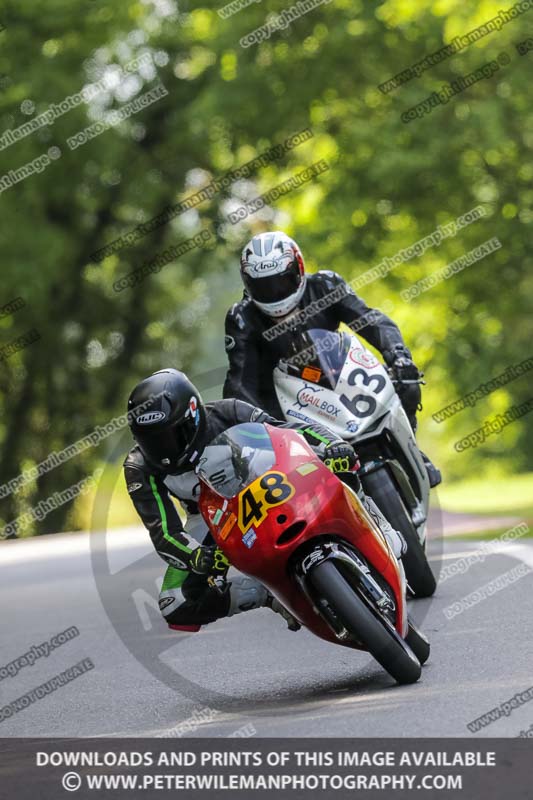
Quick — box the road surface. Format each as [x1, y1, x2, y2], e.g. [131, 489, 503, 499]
[0, 515, 531, 739]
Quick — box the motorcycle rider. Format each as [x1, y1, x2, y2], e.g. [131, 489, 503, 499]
[124, 368, 406, 633]
[223, 231, 441, 487]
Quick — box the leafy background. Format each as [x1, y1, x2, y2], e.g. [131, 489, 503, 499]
[0, 0, 531, 536]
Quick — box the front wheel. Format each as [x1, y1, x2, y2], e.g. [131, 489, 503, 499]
[406, 619, 430, 665]
[309, 559, 421, 685]
[362, 469, 436, 598]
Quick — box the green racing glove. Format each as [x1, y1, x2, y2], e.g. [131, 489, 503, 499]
[323, 442, 359, 474]
[190, 546, 230, 576]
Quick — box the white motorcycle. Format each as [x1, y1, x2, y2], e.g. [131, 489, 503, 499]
[273, 328, 436, 597]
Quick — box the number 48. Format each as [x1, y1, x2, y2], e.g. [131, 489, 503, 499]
[238, 472, 294, 533]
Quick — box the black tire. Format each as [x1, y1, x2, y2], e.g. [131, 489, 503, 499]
[309, 559, 421, 685]
[362, 469, 436, 598]
[406, 620, 430, 665]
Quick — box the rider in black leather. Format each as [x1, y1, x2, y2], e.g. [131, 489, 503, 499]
[124, 368, 363, 632]
[223, 231, 441, 487]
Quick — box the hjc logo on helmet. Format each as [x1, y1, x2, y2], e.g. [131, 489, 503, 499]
[136, 411, 166, 425]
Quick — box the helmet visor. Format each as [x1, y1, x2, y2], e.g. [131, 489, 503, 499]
[243, 265, 301, 305]
[173, 414, 201, 455]
[134, 414, 200, 470]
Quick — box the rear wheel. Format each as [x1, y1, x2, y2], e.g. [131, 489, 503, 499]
[309, 559, 421, 685]
[362, 469, 436, 598]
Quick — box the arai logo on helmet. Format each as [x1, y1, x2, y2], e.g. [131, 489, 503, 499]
[252, 260, 277, 273]
[136, 411, 166, 425]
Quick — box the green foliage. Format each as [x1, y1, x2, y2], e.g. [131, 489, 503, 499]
[0, 0, 532, 533]
[438, 472, 533, 517]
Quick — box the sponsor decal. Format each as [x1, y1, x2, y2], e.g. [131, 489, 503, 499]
[213, 509, 223, 525]
[159, 596, 175, 610]
[349, 348, 380, 368]
[286, 409, 315, 424]
[295, 383, 320, 406]
[187, 396, 200, 426]
[301, 365, 322, 383]
[163, 554, 189, 570]
[224, 334, 236, 351]
[346, 420, 360, 433]
[209, 468, 229, 488]
[127, 482, 143, 494]
[295, 385, 340, 419]
[296, 462, 319, 476]
[302, 549, 324, 572]
[242, 529, 257, 549]
[219, 512, 237, 541]
[136, 410, 166, 425]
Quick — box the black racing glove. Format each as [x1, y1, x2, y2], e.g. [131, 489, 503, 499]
[323, 442, 359, 474]
[190, 546, 230, 576]
[388, 344, 421, 382]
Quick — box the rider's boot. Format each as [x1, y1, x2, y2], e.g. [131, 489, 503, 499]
[362, 495, 410, 600]
[420, 452, 442, 488]
[226, 574, 269, 616]
[227, 575, 301, 631]
[336, 471, 406, 560]
[266, 596, 301, 631]
[362, 494, 407, 560]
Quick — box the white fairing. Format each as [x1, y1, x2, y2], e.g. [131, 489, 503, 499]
[275, 338, 398, 439]
[274, 333, 430, 542]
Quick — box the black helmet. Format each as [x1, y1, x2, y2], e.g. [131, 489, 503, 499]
[127, 369, 206, 474]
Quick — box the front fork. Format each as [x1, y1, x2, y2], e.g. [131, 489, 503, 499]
[293, 541, 403, 642]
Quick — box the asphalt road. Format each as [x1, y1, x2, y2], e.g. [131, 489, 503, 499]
[1, 517, 532, 739]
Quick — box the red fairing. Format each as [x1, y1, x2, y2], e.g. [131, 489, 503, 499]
[199, 425, 406, 648]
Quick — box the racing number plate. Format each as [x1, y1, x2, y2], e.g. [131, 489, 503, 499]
[238, 471, 295, 534]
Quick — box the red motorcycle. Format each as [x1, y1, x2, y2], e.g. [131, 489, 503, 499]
[197, 422, 429, 685]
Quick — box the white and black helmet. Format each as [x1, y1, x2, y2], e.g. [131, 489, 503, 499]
[240, 231, 306, 318]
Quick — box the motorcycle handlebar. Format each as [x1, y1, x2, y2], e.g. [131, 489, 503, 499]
[391, 378, 427, 385]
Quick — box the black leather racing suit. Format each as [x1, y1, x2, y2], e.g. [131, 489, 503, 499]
[223, 270, 420, 424]
[124, 398, 344, 628]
